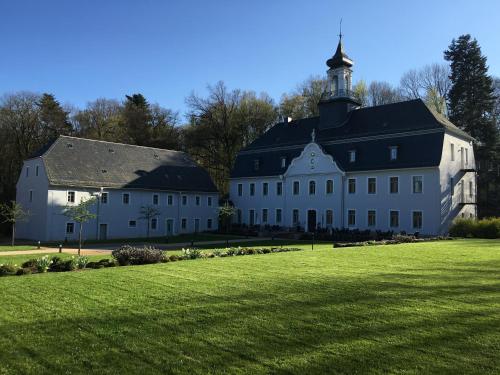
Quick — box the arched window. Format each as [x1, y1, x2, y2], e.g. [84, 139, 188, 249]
[309, 180, 316, 195]
[326, 179, 334, 194]
[331, 75, 338, 95]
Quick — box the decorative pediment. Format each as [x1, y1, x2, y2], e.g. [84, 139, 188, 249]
[284, 141, 344, 177]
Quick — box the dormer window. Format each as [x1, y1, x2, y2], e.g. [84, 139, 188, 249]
[389, 146, 398, 161]
[281, 157, 286, 168]
[253, 159, 260, 171]
[348, 150, 356, 163]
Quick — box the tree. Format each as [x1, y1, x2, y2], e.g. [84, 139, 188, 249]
[367, 81, 402, 106]
[62, 197, 97, 255]
[218, 201, 236, 233]
[138, 205, 161, 238]
[148, 104, 182, 150]
[352, 80, 369, 106]
[279, 76, 326, 119]
[122, 94, 152, 146]
[444, 34, 498, 153]
[0, 201, 29, 246]
[73, 98, 123, 141]
[37, 93, 72, 139]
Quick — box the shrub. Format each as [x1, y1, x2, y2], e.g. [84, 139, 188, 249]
[22, 259, 37, 268]
[168, 254, 180, 262]
[75, 256, 89, 269]
[86, 262, 104, 269]
[392, 234, 417, 243]
[449, 217, 500, 238]
[181, 248, 203, 259]
[16, 267, 32, 276]
[449, 218, 476, 237]
[112, 245, 165, 265]
[0, 264, 19, 276]
[212, 248, 224, 257]
[98, 259, 116, 267]
[36, 256, 52, 273]
[49, 257, 76, 272]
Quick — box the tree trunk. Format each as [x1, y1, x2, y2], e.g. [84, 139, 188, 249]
[78, 223, 82, 256]
[11, 223, 15, 247]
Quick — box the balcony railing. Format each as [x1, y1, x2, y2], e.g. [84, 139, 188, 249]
[321, 89, 358, 101]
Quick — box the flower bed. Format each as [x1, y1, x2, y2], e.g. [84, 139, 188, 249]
[333, 235, 454, 248]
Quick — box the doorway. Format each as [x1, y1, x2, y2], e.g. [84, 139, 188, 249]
[99, 224, 108, 240]
[166, 219, 174, 236]
[307, 210, 317, 232]
[194, 218, 200, 233]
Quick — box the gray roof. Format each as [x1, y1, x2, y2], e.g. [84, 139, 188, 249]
[34, 136, 218, 192]
[231, 99, 474, 178]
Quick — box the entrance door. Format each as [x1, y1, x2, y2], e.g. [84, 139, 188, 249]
[99, 224, 108, 240]
[307, 210, 317, 232]
[194, 218, 200, 233]
[166, 219, 174, 236]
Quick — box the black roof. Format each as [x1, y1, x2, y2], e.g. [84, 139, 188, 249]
[326, 39, 353, 69]
[231, 99, 473, 178]
[32, 136, 218, 192]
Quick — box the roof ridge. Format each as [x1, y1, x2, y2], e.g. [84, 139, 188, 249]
[57, 135, 187, 155]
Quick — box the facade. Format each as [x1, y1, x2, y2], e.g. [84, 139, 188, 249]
[229, 39, 476, 235]
[16, 136, 219, 241]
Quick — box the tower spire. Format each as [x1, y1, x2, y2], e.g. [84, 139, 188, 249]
[338, 18, 343, 40]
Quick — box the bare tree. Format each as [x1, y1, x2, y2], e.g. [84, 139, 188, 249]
[62, 197, 97, 255]
[400, 69, 423, 99]
[73, 98, 123, 141]
[367, 81, 402, 106]
[138, 205, 161, 238]
[0, 201, 29, 246]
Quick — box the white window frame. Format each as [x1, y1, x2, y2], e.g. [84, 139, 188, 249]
[207, 218, 213, 230]
[151, 218, 158, 231]
[308, 180, 316, 195]
[411, 210, 423, 230]
[325, 209, 333, 226]
[292, 208, 300, 226]
[262, 208, 268, 224]
[122, 193, 130, 205]
[249, 183, 255, 196]
[388, 176, 399, 194]
[281, 157, 286, 168]
[181, 217, 188, 231]
[347, 209, 356, 227]
[237, 183, 243, 196]
[65, 222, 75, 234]
[152, 193, 159, 205]
[412, 175, 424, 194]
[182, 195, 188, 206]
[262, 182, 268, 196]
[276, 181, 283, 196]
[389, 146, 398, 161]
[249, 209, 255, 226]
[167, 194, 173, 206]
[347, 177, 356, 194]
[389, 210, 400, 228]
[326, 179, 334, 194]
[67, 191, 76, 203]
[293, 181, 300, 196]
[367, 209, 376, 227]
[367, 177, 377, 195]
[101, 192, 108, 204]
[275, 208, 282, 224]
[195, 195, 201, 206]
[207, 196, 212, 206]
[348, 150, 356, 163]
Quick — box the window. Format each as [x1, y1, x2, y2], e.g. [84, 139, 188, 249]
[167, 195, 173, 206]
[67, 191, 75, 203]
[276, 182, 283, 196]
[348, 210, 356, 226]
[281, 157, 286, 168]
[469, 181, 473, 197]
[262, 209, 268, 223]
[412, 176, 423, 194]
[326, 210, 333, 226]
[292, 209, 299, 225]
[465, 148, 469, 165]
[326, 180, 334, 194]
[309, 180, 316, 195]
[101, 192, 108, 204]
[390, 210, 399, 228]
[367, 177, 376, 194]
[208, 196, 212, 206]
[263, 182, 268, 196]
[450, 177, 454, 196]
[348, 150, 356, 163]
[237, 209, 242, 224]
[128, 220, 137, 228]
[348, 178, 356, 194]
[249, 209, 255, 226]
[195, 196, 200, 206]
[276, 209, 282, 224]
[122, 193, 130, 204]
[368, 210, 376, 227]
[389, 146, 398, 160]
[450, 143, 455, 161]
[237, 183, 243, 197]
[153, 194, 159, 205]
[207, 218, 213, 230]
[35, 166, 39, 176]
[26, 167, 29, 177]
[293, 181, 300, 195]
[389, 177, 399, 194]
[181, 218, 187, 230]
[182, 195, 187, 206]
[66, 222, 74, 234]
[151, 218, 158, 230]
[412, 211, 423, 229]
[29, 190, 33, 203]
[253, 159, 260, 171]
[250, 183, 255, 196]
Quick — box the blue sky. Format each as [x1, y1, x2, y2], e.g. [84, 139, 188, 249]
[1, 0, 499, 117]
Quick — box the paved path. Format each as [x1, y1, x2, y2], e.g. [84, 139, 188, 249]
[0, 237, 275, 256]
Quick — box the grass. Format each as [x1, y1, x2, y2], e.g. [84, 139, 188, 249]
[0, 245, 37, 252]
[0, 252, 111, 266]
[0, 239, 499, 374]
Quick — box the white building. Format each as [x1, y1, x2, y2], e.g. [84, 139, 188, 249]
[229, 38, 476, 235]
[16, 136, 219, 241]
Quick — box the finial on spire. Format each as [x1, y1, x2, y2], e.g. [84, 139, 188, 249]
[338, 18, 343, 40]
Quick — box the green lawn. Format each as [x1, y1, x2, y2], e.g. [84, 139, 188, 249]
[0, 245, 37, 252]
[0, 239, 499, 374]
[0, 252, 111, 266]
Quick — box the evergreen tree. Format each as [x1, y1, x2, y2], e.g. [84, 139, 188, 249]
[37, 93, 72, 139]
[444, 35, 498, 155]
[122, 94, 152, 145]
